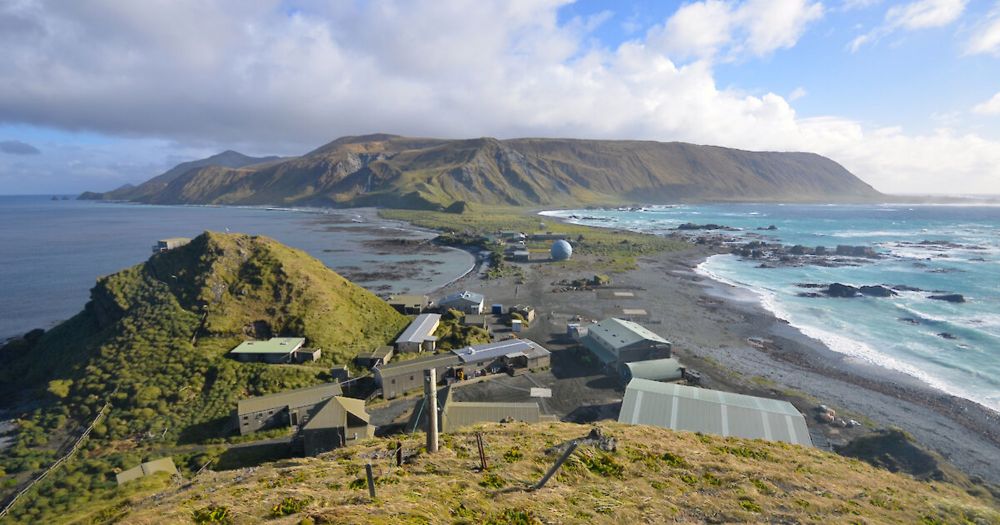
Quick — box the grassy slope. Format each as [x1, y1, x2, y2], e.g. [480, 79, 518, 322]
[83, 422, 999, 524]
[0, 232, 408, 522]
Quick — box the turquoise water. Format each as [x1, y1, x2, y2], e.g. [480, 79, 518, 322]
[542, 204, 1000, 410]
[0, 196, 474, 340]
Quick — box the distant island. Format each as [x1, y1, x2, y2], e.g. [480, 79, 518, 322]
[79, 134, 881, 209]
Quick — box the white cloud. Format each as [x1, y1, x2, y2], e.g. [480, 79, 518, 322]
[789, 87, 808, 100]
[0, 0, 998, 194]
[973, 92, 1000, 115]
[647, 0, 823, 62]
[850, 0, 967, 52]
[885, 0, 966, 30]
[964, 4, 1000, 56]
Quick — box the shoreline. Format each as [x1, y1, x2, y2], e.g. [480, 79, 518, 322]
[636, 246, 1000, 484]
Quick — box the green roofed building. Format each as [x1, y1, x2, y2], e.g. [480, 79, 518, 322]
[229, 337, 317, 364]
[619, 379, 812, 447]
[116, 457, 179, 485]
[581, 318, 671, 370]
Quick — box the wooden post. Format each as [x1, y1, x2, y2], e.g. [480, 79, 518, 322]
[424, 368, 438, 453]
[532, 441, 578, 490]
[476, 432, 488, 471]
[395, 441, 403, 467]
[365, 463, 376, 500]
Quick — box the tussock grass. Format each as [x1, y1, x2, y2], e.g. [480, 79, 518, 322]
[108, 422, 999, 524]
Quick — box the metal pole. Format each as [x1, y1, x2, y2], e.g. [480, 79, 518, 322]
[365, 463, 376, 500]
[396, 441, 403, 467]
[532, 441, 578, 490]
[476, 433, 488, 471]
[424, 368, 438, 453]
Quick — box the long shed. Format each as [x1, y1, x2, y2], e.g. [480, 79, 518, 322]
[618, 379, 812, 447]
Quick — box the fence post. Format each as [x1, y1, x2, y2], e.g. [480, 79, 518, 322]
[476, 433, 488, 471]
[532, 441, 578, 490]
[396, 441, 403, 467]
[365, 463, 376, 500]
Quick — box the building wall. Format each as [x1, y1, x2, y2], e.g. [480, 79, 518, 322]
[232, 352, 292, 364]
[238, 407, 289, 435]
[378, 363, 455, 399]
[396, 341, 422, 353]
[302, 427, 345, 456]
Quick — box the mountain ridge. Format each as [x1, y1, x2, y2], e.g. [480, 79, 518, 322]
[80, 134, 881, 208]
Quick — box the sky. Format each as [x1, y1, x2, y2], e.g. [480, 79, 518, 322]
[1, 0, 999, 195]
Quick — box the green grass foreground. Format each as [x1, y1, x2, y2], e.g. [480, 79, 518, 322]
[79, 422, 1000, 524]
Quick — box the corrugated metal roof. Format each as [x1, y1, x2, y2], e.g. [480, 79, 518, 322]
[441, 401, 542, 432]
[396, 314, 441, 344]
[451, 339, 550, 364]
[378, 353, 461, 377]
[584, 318, 669, 353]
[237, 383, 342, 415]
[619, 379, 812, 447]
[230, 337, 305, 355]
[623, 358, 684, 382]
[440, 291, 484, 305]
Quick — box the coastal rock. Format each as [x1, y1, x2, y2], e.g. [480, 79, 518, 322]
[938, 332, 958, 340]
[797, 292, 824, 298]
[860, 285, 897, 297]
[929, 294, 965, 303]
[757, 225, 778, 231]
[836, 245, 878, 258]
[825, 283, 860, 298]
[676, 223, 736, 231]
[891, 284, 924, 292]
[898, 317, 921, 325]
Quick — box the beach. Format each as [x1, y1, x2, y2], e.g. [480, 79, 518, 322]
[428, 240, 1000, 485]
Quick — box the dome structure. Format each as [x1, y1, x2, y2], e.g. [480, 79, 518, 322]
[550, 240, 573, 261]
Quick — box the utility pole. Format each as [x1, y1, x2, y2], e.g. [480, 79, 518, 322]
[424, 368, 439, 453]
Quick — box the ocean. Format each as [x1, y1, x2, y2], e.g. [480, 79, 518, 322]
[0, 196, 474, 341]
[542, 204, 1000, 411]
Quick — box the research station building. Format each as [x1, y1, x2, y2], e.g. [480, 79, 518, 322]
[301, 396, 375, 456]
[618, 379, 813, 447]
[387, 294, 429, 315]
[581, 318, 672, 370]
[228, 337, 320, 364]
[438, 291, 485, 314]
[394, 313, 441, 353]
[410, 385, 547, 433]
[236, 383, 342, 435]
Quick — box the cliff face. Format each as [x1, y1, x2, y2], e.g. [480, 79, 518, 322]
[83, 134, 882, 208]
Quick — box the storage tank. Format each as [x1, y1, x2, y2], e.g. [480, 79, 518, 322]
[550, 240, 573, 261]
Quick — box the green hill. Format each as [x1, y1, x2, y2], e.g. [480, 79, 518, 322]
[0, 232, 407, 522]
[79, 151, 281, 202]
[61, 422, 1000, 524]
[80, 134, 881, 208]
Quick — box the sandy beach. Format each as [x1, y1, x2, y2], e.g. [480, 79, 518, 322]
[427, 241, 1000, 485]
